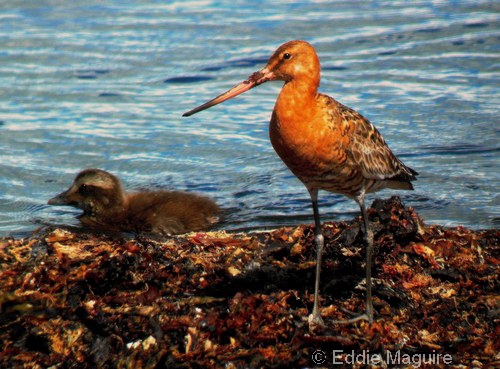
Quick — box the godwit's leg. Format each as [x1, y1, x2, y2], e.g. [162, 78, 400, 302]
[330, 195, 373, 325]
[357, 194, 374, 324]
[308, 188, 325, 327]
[307, 190, 374, 327]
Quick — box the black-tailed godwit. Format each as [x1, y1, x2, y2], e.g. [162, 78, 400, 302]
[183, 40, 417, 327]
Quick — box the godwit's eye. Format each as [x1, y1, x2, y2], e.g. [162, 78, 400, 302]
[283, 52, 292, 60]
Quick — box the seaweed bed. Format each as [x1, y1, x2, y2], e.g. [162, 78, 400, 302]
[0, 197, 498, 368]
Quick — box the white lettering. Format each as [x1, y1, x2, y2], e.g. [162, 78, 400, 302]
[411, 353, 422, 368]
[371, 353, 381, 364]
[329, 350, 453, 366]
[386, 349, 400, 364]
[443, 354, 452, 364]
[401, 353, 411, 365]
[332, 350, 343, 364]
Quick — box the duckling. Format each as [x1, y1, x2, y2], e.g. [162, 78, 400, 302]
[48, 168, 221, 235]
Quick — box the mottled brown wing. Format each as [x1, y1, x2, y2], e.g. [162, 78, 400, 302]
[336, 101, 416, 183]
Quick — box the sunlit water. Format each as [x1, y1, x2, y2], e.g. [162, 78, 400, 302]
[0, 0, 498, 237]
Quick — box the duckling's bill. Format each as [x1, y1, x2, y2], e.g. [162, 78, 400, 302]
[48, 188, 76, 206]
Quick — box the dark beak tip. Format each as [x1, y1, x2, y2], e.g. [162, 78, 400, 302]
[182, 105, 209, 117]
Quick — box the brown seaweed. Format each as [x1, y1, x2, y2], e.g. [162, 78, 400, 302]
[0, 197, 498, 368]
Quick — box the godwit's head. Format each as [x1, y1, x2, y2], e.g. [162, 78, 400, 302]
[183, 40, 320, 117]
[263, 40, 320, 86]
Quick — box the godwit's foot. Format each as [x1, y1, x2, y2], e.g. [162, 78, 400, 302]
[331, 313, 370, 324]
[331, 306, 373, 324]
[308, 312, 326, 331]
[307, 309, 373, 329]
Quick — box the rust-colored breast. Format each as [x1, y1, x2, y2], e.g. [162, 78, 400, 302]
[269, 91, 415, 196]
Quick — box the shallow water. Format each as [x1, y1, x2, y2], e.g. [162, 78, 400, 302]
[0, 0, 498, 237]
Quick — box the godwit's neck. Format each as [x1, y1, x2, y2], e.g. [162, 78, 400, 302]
[275, 78, 319, 120]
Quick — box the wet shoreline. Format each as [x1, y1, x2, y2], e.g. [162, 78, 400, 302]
[1, 197, 498, 368]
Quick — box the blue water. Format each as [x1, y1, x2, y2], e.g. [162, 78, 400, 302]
[0, 1, 498, 237]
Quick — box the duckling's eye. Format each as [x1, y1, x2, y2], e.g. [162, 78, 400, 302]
[79, 184, 91, 195]
[283, 52, 292, 60]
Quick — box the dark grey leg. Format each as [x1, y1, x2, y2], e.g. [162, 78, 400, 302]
[330, 195, 373, 324]
[358, 195, 374, 324]
[308, 188, 325, 327]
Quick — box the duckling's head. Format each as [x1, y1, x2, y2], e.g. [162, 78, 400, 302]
[48, 169, 126, 217]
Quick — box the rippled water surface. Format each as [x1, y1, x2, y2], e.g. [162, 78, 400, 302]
[1, 0, 498, 237]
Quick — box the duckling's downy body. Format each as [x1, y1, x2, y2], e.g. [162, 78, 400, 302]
[48, 169, 220, 235]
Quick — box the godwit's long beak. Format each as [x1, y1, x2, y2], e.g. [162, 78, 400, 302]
[183, 68, 274, 117]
